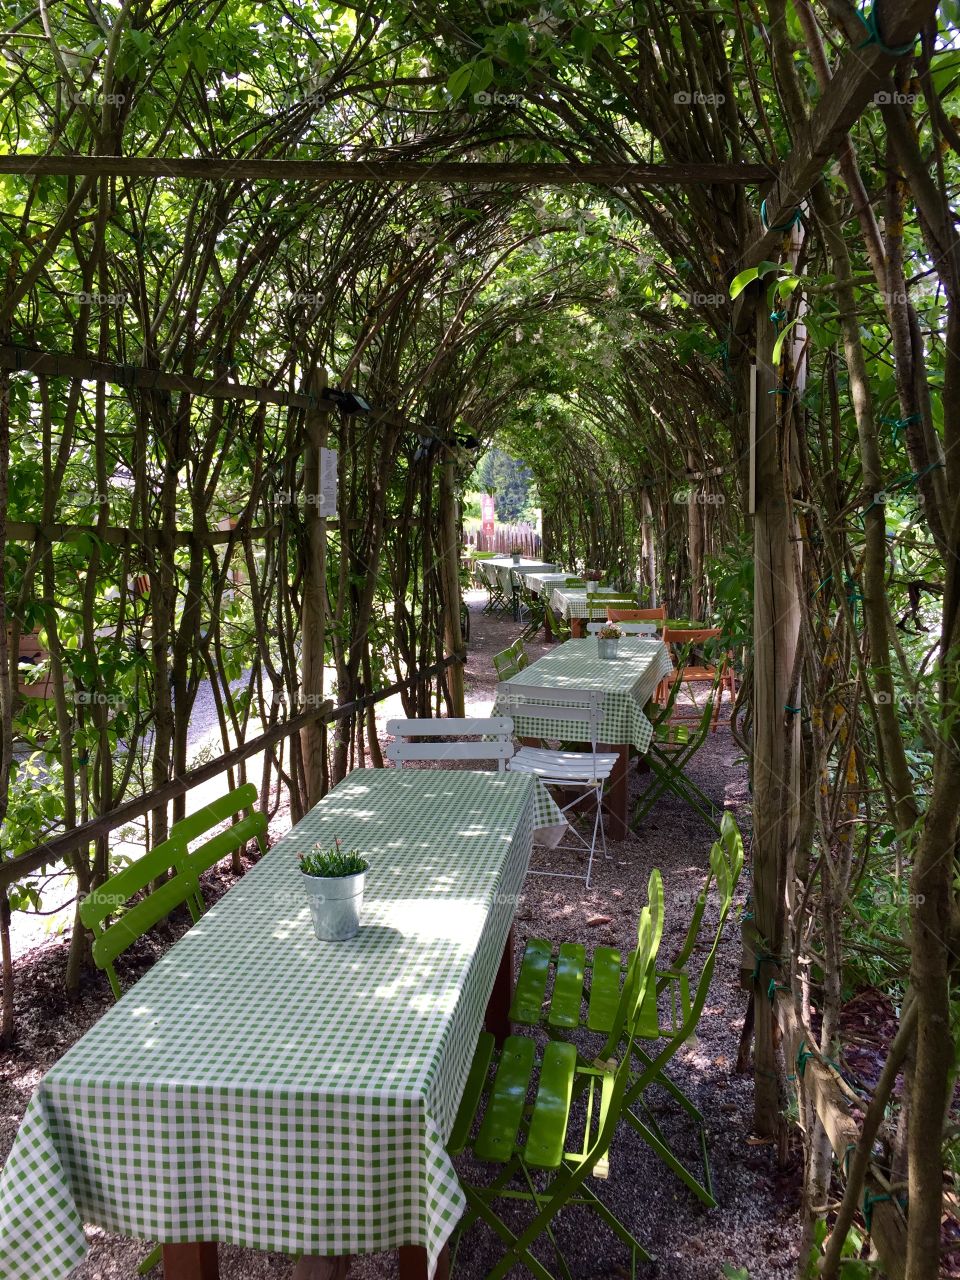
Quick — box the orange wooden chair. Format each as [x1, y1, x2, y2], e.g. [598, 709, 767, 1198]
[660, 626, 736, 732]
[606, 606, 667, 624]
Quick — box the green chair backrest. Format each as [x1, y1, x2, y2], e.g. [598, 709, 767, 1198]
[493, 649, 519, 680]
[589, 907, 658, 1156]
[474, 551, 497, 559]
[564, 577, 586, 587]
[79, 838, 204, 1000]
[509, 639, 530, 670]
[79, 783, 267, 999]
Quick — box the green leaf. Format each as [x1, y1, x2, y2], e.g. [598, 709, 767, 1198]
[447, 63, 475, 101]
[729, 267, 759, 299]
[772, 317, 800, 364]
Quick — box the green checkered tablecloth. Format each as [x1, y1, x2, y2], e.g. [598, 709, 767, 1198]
[493, 637, 675, 752]
[0, 769, 562, 1279]
[548, 585, 625, 620]
[477, 557, 556, 587]
[523, 571, 572, 596]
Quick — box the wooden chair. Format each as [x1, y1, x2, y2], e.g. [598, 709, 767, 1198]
[586, 620, 658, 636]
[660, 627, 736, 731]
[385, 717, 515, 769]
[606, 606, 667, 624]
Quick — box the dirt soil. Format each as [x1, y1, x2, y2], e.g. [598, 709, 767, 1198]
[0, 593, 802, 1279]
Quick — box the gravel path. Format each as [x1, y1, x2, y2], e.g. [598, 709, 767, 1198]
[0, 593, 802, 1279]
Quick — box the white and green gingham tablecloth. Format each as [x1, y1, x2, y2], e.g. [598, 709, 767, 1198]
[523, 571, 574, 596]
[477, 557, 556, 587]
[0, 769, 564, 1279]
[548, 584, 625, 620]
[493, 637, 674, 753]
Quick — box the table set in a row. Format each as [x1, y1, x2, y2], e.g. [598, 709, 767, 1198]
[0, 633, 675, 1280]
[0, 768, 571, 1280]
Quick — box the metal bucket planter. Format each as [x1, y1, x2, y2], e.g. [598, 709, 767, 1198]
[585, 580, 597, 595]
[511, 553, 521, 564]
[301, 870, 366, 941]
[597, 638, 619, 660]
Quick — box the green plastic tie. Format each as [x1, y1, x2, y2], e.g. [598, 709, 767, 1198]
[760, 199, 801, 234]
[793, 1044, 814, 1075]
[862, 1189, 892, 1231]
[784, 704, 801, 714]
[770, 309, 786, 325]
[880, 412, 921, 434]
[856, 7, 917, 58]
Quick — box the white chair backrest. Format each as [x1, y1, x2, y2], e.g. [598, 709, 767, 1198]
[495, 684, 604, 753]
[385, 717, 515, 770]
[586, 620, 657, 636]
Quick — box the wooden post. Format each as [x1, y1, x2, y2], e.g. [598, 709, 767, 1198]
[687, 453, 703, 620]
[438, 453, 465, 716]
[300, 373, 329, 806]
[751, 300, 801, 1136]
[640, 488, 657, 606]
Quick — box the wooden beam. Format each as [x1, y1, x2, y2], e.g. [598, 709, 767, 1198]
[776, 994, 906, 1279]
[5, 520, 276, 547]
[0, 156, 772, 185]
[0, 652, 464, 892]
[736, 0, 938, 273]
[1, 344, 324, 411]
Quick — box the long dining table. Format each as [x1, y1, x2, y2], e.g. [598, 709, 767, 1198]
[0, 768, 566, 1280]
[492, 636, 675, 839]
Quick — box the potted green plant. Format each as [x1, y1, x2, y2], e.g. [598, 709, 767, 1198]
[510, 544, 523, 564]
[597, 624, 622, 659]
[299, 838, 369, 941]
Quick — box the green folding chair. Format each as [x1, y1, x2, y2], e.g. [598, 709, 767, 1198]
[632, 660, 725, 834]
[516, 577, 546, 640]
[78, 783, 268, 1275]
[617, 819, 743, 1207]
[449, 898, 660, 1277]
[509, 639, 530, 670]
[563, 577, 586, 587]
[493, 647, 520, 682]
[508, 815, 744, 1209]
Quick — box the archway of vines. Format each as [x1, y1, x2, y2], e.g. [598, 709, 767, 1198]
[1, 2, 959, 1276]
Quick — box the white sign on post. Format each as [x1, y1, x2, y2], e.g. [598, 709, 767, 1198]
[319, 447, 338, 517]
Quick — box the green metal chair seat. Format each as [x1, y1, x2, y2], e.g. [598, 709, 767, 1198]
[450, 1032, 581, 1170]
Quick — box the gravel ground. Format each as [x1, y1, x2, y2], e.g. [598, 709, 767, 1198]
[0, 592, 802, 1279]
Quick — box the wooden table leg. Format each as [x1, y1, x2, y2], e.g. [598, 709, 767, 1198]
[570, 617, 586, 638]
[601, 743, 630, 840]
[162, 1243, 219, 1279]
[543, 607, 553, 642]
[399, 1244, 450, 1280]
[484, 923, 514, 1045]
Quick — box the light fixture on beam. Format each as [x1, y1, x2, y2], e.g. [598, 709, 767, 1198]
[324, 387, 370, 414]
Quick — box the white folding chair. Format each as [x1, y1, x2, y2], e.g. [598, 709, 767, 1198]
[585, 620, 658, 636]
[385, 717, 515, 769]
[496, 685, 617, 887]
